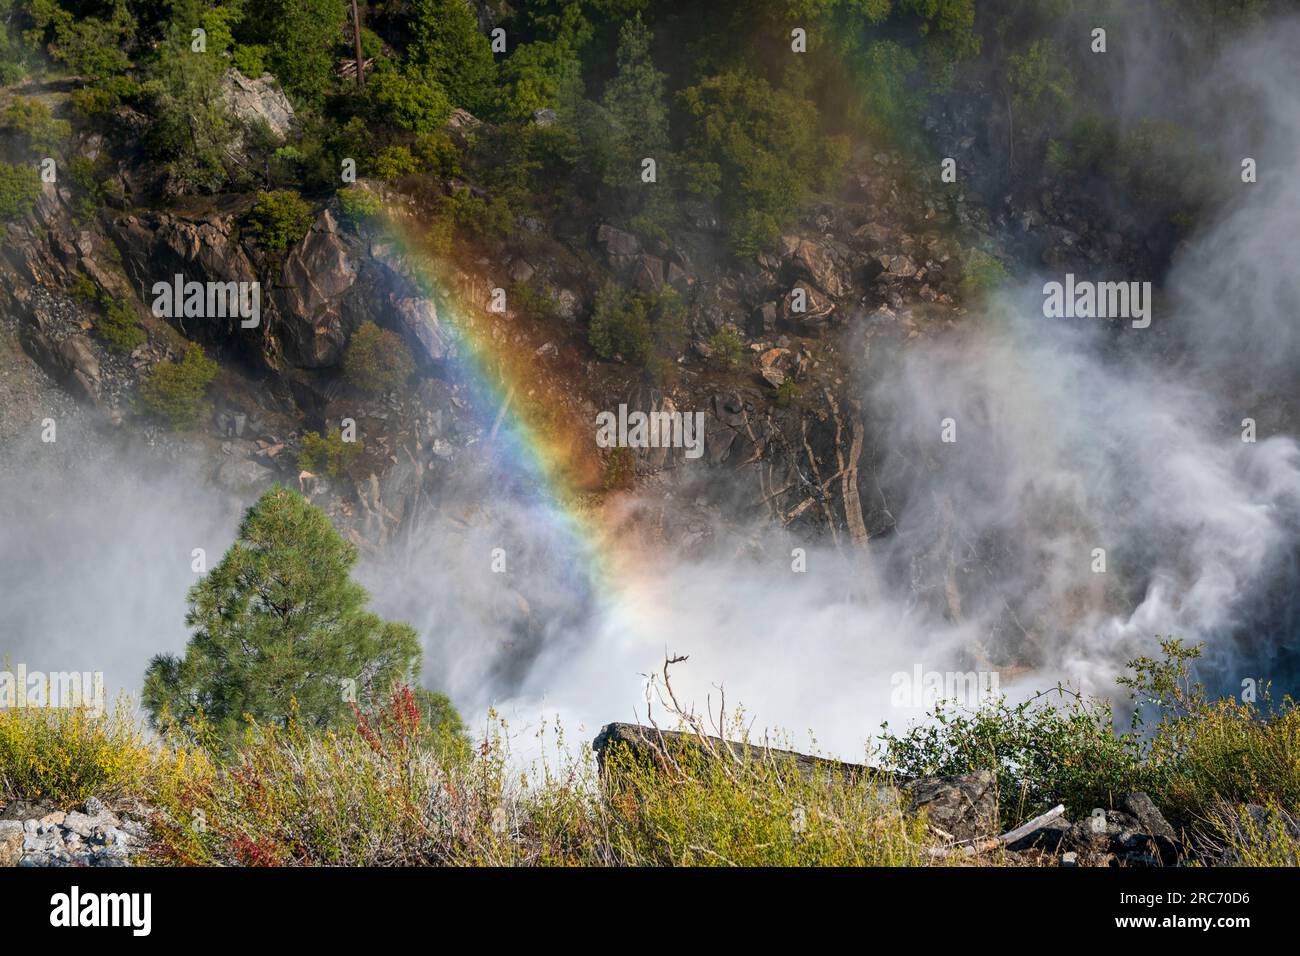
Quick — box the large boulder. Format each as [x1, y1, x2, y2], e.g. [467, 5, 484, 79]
[220, 70, 295, 143]
[274, 209, 358, 367]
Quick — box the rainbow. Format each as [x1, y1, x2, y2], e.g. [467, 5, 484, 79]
[372, 204, 643, 619]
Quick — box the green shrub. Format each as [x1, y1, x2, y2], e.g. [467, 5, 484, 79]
[338, 186, 384, 223]
[343, 320, 415, 396]
[881, 639, 1300, 832]
[246, 189, 314, 253]
[708, 326, 746, 370]
[365, 61, 453, 135]
[0, 161, 41, 226]
[0, 97, 71, 154]
[298, 427, 363, 478]
[139, 343, 219, 429]
[93, 293, 146, 355]
[588, 282, 684, 378]
[958, 250, 1008, 303]
[372, 145, 418, 180]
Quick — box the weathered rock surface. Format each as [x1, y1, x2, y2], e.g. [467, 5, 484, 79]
[220, 69, 295, 143]
[0, 798, 144, 867]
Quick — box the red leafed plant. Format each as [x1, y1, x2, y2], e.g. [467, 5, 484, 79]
[353, 684, 423, 757]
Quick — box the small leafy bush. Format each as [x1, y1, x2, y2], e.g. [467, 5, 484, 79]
[246, 189, 314, 253]
[343, 320, 415, 396]
[139, 343, 219, 429]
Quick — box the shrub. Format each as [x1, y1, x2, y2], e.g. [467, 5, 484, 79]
[298, 427, 362, 478]
[880, 639, 1300, 832]
[338, 186, 384, 223]
[708, 326, 746, 370]
[958, 250, 1008, 303]
[588, 282, 684, 378]
[343, 320, 415, 396]
[0, 698, 158, 807]
[0, 161, 40, 227]
[365, 61, 453, 135]
[246, 189, 314, 253]
[93, 293, 146, 355]
[0, 97, 71, 154]
[372, 145, 418, 180]
[139, 343, 219, 429]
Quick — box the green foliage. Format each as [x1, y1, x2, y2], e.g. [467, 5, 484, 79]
[958, 249, 1008, 302]
[298, 426, 362, 478]
[0, 97, 71, 155]
[494, 38, 581, 121]
[584, 13, 672, 236]
[252, 0, 347, 107]
[707, 325, 746, 370]
[776, 378, 802, 407]
[142, 3, 236, 194]
[413, 129, 461, 177]
[343, 320, 415, 396]
[0, 699, 159, 807]
[408, 0, 496, 114]
[139, 343, 219, 429]
[588, 281, 684, 378]
[881, 639, 1300, 832]
[25, 0, 134, 77]
[365, 61, 453, 135]
[0, 161, 40, 227]
[337, 185, 383, 222]
[246, 189, 314, 252]
[680, 69, 848, 256]
[372, 145, 418, 180]
[93, 293, 147, 355]
[232, 43, 268, 77]
[1007, 38, 1074, 132]
[142, 486, 427, 747]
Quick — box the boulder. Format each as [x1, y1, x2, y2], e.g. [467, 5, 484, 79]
[903, 769, 998, 843]
[782, 235, 845, 297]
[274, 209, 358, 366]
[220, 69, 295, 143]
[391, 295, 452, 364]
[0, 821, 22, 867]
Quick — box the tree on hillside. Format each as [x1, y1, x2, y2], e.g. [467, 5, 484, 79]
[409, 0, 495, 115]
[143, 486, 456, 745]
[251, 0, 348, 107]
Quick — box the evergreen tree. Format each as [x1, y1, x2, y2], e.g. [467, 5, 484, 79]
[143, 487, 437, 744]
[408, 0, 495, 115]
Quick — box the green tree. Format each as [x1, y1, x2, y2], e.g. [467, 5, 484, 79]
[0, 162, 40, 233]
[142, 0, 237, 194]
[252, 0, 347, 107]
[143, 486, 434, 744]
[408, 0, 496, 115]
[139, 343, 219, 429]
[247, 189, 314, 252]
[680, 69, 848, 256]
[343, 320, 415, 395]
[365, 60, 453, 135]
[588, 13, 671, 235]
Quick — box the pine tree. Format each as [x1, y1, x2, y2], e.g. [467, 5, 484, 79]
[143, 487, 440, 744]
[408, 0, 496, 115]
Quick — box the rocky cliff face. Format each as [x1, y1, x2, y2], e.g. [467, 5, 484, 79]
[0, 67, 1168, 698]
